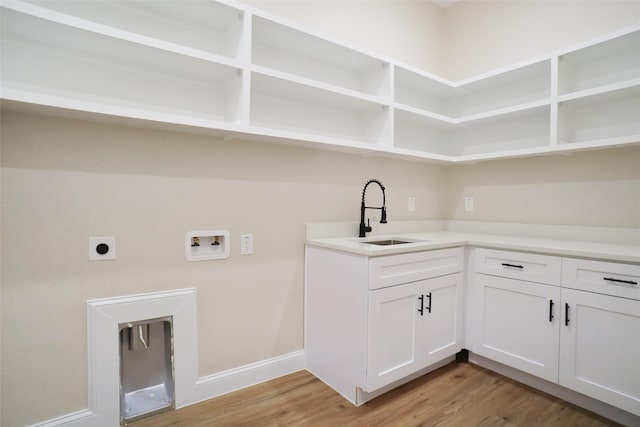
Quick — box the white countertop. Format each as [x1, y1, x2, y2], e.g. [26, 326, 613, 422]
[306, 225, 640, 263]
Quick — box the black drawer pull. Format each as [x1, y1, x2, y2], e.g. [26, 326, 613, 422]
[426, 292, 432, 314]
[418, 294, 424, 316]
[549, 299, 554, 323]
[501, 263, 524, 269]
[565, 303, 570, 326]
[603, 277, 638, 286]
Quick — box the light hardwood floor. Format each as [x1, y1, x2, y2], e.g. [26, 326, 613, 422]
[131, 362, 619, 426]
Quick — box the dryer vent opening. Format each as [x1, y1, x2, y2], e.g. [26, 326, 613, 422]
[119, 317, 174, 424]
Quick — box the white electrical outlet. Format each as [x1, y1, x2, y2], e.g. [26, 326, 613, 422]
[89, 236, 116, 261]
[240, 234, 253, 255]
[465, 197, 474, 212]
[408, 197, 416, 212]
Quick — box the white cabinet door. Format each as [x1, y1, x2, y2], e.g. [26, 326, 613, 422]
[560, 288, 640, 416]
[474, 274, 561, 382]
[366, 280, 423, 392]
[420, 273, 464, 367]
[366, 273, 464, 392]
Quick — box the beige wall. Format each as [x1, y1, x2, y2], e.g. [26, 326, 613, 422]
[440, 0, 640, 228]
[0, 111, 447, 425]
[245, 0, 445, 75]
[443, 0, 640, 80]
[2, 1, 640, 425]
[246, 0, 640, 81]
[446, 147, 640, 227]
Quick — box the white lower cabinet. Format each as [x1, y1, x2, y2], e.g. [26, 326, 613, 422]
[366, 273, 463, 391]
[559, 288, 640, 415]
[306, 244, 639, 416]
[472, 249, 640, 417]
[305, 246, 464, 405]
[473, 274, 561, 382]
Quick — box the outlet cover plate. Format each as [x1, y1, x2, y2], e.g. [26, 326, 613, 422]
[89, 236, 116, 261]
[240, 234, 253, 255]
[465, 197, 474, 212]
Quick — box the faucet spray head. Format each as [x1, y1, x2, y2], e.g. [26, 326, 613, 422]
[381, 206, 388, 223]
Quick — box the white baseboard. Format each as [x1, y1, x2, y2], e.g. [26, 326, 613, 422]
[188, 350, 306, 406]
[29, 350, 306, 427]
[28, 410, 97, 427]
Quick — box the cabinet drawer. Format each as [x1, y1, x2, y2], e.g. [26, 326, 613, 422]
[475, 248, 561, 285]
[369, 247, 463, 290]
[562, 258, 640, 301]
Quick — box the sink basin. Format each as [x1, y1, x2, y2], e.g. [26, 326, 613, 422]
[362, 239, 426, 246]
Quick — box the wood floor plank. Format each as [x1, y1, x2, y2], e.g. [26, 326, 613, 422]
[130, 362, 620, 427]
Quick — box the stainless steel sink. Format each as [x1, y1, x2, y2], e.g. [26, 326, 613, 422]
[362, 239, 424, 246]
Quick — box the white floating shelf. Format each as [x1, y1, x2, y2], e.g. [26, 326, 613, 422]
[394, 59, 551, 119]
[23, 0, 244, 60]
[252, 15, 391, 100]
[250, 72, 390, 144]
[0, 1, 638, 163]
[394, 66, 454, 116]
[558, 28, 640, 96]
[450, 59, 551, 118]
[557, 78, 640, 103]
[395, 105, 551, 157]
[558, 85, 640, 145]
[1, 7, 243, 123]
[250, 64, 388, 106]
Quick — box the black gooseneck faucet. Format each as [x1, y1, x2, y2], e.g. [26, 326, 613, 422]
[359, 178, 388, 238]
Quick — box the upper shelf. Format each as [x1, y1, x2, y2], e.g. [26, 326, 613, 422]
[395, 59, 551, 119]
[558, 29, 640, 97]
[23, 0, 245, 60]
[251, 15, 391, 101]
[1, 0, 638, 163]
[1, 7, 243, 125]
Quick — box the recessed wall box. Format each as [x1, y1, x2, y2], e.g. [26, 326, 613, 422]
[89, 236, 116, 261]
[185, 230, 230, 261]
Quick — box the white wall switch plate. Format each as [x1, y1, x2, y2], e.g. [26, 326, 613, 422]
[408, 197, 416, 212]
[465, 196, 474, 212]
[240, 234, 253, 255]
[89, 236, 116, 261]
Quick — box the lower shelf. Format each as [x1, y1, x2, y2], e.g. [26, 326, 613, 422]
[250, 73, 391, 145]
[558, 86, 640, 145]
[394, 105, 551, 157]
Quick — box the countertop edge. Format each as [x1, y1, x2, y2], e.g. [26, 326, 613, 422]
[306, 233, 640, 263]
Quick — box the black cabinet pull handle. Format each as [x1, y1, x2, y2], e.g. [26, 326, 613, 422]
[549, 299, 554, 322]
[418, 295, 424, 316]
[565, 303, 570, 326]
[501, 263, 524, 269]
[604, 277, 638, 286]
[426, 292, 432, 314]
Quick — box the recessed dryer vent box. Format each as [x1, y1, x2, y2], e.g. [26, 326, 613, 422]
[185, 230, 230, 261]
